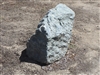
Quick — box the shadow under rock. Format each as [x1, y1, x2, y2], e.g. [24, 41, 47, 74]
[19, 29, 49, 66]
[19, 49, 48, 66]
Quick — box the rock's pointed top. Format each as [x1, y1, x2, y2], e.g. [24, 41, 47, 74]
[55, 3, 75, 19]
[56, 3, 67, 8]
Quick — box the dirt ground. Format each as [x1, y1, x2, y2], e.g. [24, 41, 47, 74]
[0, 0, 100, 75]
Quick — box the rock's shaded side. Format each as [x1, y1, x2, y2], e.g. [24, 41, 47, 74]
[26, 3, 75, 64]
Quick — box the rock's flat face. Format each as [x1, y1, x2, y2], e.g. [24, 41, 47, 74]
[26, 3, 75, 64]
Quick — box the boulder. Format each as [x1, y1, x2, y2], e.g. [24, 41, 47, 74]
[26, 3, 75, 64]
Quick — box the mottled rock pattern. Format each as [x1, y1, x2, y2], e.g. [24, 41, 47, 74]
[26, 3, 75, 64]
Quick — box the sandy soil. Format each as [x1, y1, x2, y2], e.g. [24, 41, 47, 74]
[0, 0, 100, 75]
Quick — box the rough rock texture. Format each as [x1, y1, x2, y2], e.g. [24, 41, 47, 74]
[26, 3, 75, 64]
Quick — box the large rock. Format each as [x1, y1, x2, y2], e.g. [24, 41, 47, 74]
[26, 3, 75, 64]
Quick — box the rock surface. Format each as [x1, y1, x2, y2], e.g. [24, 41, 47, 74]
[26, 3, 75, 64]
